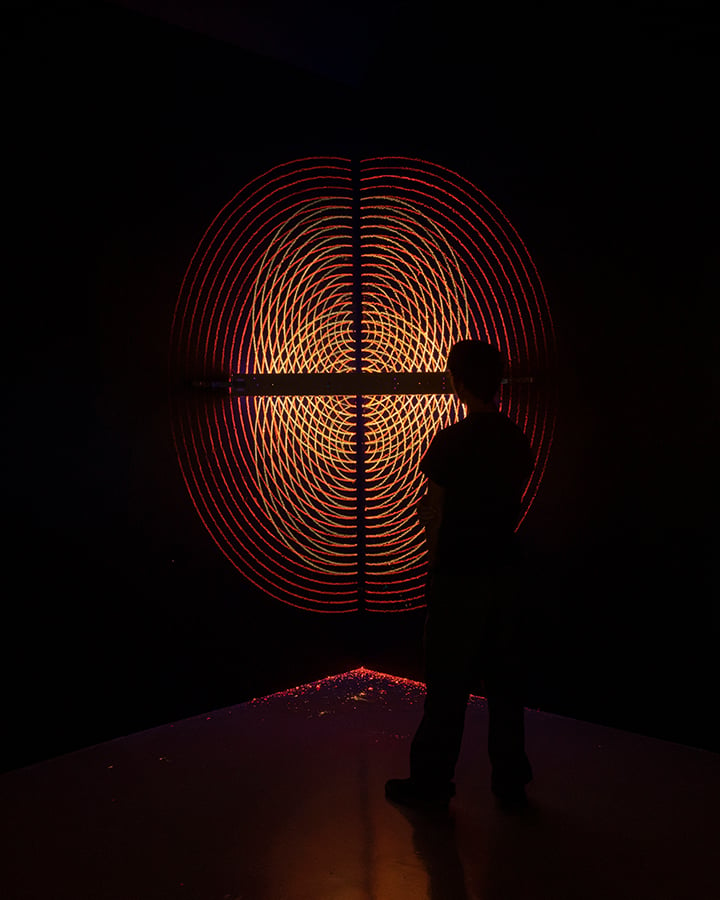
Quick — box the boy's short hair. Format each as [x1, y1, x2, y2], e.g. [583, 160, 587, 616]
[447, 340, 504, 403]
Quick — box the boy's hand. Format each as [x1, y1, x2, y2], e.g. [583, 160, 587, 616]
[416, 494, 439, 524]
[417, 481, 444, 564]
[416, 480, 444, 525]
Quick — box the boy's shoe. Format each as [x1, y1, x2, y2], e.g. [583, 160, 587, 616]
[385, 778, 455, 810]
[491, 782, 529, 811]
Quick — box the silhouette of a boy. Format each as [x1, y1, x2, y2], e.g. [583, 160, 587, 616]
[386, 340, 535, 811]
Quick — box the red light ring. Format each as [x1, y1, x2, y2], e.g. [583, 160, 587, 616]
[170, 157, 557, 612]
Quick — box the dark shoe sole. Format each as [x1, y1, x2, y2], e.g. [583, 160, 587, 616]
[385, 778, 454, 810]
[492, 786, 529, 811]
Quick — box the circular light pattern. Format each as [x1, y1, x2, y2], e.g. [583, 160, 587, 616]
[170, 157, 557, 613]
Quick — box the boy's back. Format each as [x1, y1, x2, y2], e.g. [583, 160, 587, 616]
[421, 410, 534, 574]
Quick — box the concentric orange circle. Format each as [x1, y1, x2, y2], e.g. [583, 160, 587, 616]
[170, 158, 557, 612]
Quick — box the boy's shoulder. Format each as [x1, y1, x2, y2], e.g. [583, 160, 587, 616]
[438, 412, 532, 456]
[442, 410, 520, 436]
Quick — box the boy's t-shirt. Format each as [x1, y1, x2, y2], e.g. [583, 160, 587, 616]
[419, 410, 534, 574]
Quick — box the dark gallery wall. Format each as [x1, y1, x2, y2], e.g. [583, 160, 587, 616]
[3, 0, 718, 772]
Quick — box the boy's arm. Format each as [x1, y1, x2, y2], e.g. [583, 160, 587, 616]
[416, 480, 445, 565]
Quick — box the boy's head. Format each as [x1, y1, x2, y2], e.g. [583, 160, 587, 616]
[447, 340, 504, 403]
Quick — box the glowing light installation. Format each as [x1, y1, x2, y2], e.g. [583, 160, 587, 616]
[170, 158, 557, 613]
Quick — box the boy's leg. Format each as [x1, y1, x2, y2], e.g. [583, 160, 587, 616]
[408, 603, 472, 789]
[485, 640, 533, 790]
[409, 671, 470, 788]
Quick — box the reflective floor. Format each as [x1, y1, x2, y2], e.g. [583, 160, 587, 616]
[1, 668, 718, 900]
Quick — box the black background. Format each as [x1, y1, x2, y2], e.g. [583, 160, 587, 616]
[3, 0, 718, 772]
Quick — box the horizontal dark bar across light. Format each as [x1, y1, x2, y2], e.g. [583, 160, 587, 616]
[191, 372, 534, 396]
